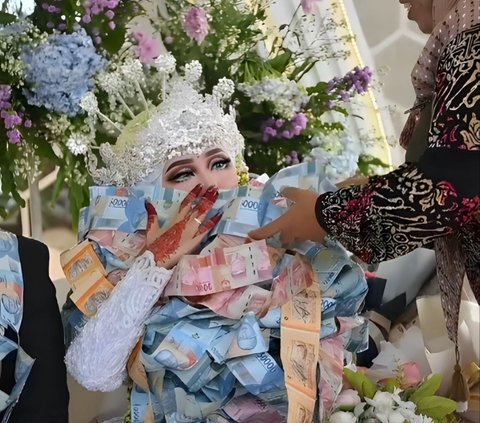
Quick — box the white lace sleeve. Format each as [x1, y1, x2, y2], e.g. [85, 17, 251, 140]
[65, 251, 173, 392]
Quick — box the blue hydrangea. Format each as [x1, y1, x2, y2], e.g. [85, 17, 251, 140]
[21, 30, 106, 116]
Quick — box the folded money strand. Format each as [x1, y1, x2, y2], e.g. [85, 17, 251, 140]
[64, 161, 370, 422]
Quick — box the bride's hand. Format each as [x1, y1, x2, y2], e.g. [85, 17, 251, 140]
[146, 184, 221, 268]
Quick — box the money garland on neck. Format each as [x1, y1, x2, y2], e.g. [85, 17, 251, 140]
[61, 160, 369, 423]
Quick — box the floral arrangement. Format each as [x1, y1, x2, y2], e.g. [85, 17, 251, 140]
[0, 0, 379, 221]
[328, 365, 458, 423]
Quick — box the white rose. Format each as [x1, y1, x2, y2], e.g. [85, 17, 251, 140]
[329, 411, 357, 423]
[366, 391, 394, 413]
[388, 411, 406, 423]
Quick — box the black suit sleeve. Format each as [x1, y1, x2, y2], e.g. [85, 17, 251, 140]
[4, 236, 69, 423]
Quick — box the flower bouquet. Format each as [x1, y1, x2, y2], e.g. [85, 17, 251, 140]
[328, 365, 458, 423]
[0, 0, 380, 222]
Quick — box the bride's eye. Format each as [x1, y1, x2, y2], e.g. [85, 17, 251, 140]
[211, 158, 231, 171]
[168, 168, 194, 183]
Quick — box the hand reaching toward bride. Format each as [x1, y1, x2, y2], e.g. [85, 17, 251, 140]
[146, 184, 221, 269]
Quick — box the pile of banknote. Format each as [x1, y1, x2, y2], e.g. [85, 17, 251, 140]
[63, 161, 370, 423]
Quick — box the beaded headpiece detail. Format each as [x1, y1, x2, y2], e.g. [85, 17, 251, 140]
[82, 55, 244, 187]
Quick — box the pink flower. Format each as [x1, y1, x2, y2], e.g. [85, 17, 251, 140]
[183, 6, 209, 45]
[400, 362, 422, 388]
[301, 0, 321, 14]
[132, 32, 162, 64]
[335, 389, 361, 407]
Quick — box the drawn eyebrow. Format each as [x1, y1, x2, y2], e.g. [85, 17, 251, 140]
[204, 148, 224, 158]
[165, 158, 195, 173]
[166, 148, 226, 172]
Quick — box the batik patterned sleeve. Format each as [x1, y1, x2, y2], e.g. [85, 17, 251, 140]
[315, 24, 480, 264]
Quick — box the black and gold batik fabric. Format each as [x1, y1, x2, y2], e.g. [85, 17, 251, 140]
[315, 23, 480, 343]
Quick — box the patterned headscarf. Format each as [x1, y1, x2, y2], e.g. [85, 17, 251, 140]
[432, 0, 459, 25]
[399, 0, 479, 148]
[401, 0, 480, 348]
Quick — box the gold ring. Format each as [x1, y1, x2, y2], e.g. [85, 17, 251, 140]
[194, 218, 202, 225]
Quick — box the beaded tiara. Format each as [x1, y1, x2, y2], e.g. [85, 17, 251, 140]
[82, 55, 245, 187]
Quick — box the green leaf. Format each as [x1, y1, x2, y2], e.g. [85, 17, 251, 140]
[334, 106, 349, 116]
[0, 11, 17, 24]
[101, 25, 127, 55]
[409, 374, 443, 403]
[343, 368, 377, 399]
[266, 51, 292, 73]
[415, 396, 457, 419]
[306, 81, 329, 95]
[358, 155, 390, 175]
[337, 405, 355, 412]
[384, 378, 399, 393]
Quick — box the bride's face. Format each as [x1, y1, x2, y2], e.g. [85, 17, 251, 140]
[162, 147, 239, 191]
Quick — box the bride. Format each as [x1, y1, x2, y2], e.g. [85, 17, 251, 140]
[62, 57, 367, 423]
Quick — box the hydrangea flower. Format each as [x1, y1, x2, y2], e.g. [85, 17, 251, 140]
[21, 29, 106, 116]
[67, 133, 90, 155]
[310, 130, 361, 183]
[155, 53, 176, 74]
[240, 78, 309, 118]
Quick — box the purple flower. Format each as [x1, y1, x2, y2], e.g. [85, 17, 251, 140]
[293, 112, 308, 129]
[325, 100, 335, 109]
[261, 112, 308, 141]
[285, 150, 300, 165]
[0, 85, 12, 109]
[24, 119, 32, 128]
[183, 6, 209, 45]
[340, 91, 350, 101]
[7, 128, 22, 144]
[325, 66, 373, 104]
[262, 126, 277, 142]
[4, 112, 22, 129]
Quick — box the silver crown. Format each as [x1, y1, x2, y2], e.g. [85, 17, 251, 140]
[84, 56, 244, 187]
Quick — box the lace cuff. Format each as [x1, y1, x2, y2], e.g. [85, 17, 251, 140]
[65, 251, 173, 392]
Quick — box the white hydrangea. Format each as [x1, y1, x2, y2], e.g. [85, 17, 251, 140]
[309, 130, 361, 183]
[97, 71, 123, 96]
[184, 60, 202, 83]
[67, 133, 90, 156]
[212, 77, 235, 101]
[80, 92, 99, 115]
[120, 58, 145, 85]
[239, 77, 309, 118]
[155, 53, 176, 74]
